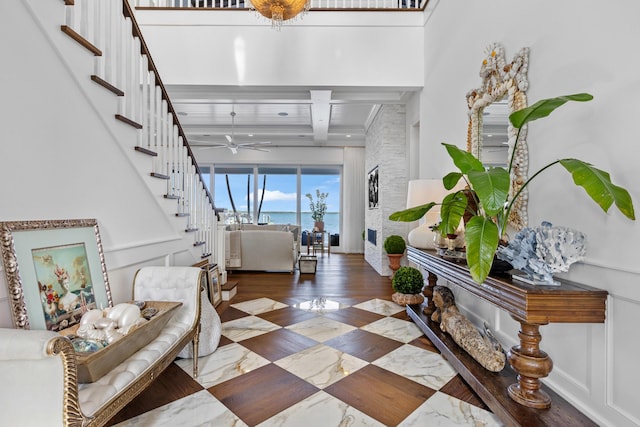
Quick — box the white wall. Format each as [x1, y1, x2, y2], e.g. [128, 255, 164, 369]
[0, 1, 202, 328]
[421, 2, 640, 426]
[133, 10, 424, 88]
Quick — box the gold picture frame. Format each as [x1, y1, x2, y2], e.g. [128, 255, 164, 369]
[0, 219, 113, 330]
[192, 260, 221, 307]
[207, 264, 222, 307]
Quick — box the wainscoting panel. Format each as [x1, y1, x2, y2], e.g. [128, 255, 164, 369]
[608, 296, 640, 425]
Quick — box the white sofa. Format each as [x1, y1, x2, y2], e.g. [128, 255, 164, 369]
[0, 266, 202, 427]
[226, 229, 296, 272]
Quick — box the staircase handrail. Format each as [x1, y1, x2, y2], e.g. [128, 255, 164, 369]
[122, 0, 215, 210]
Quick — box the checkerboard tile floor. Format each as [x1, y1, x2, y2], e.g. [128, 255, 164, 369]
[114, 297, 503, 426]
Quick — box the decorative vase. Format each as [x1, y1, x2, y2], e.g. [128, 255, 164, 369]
[433, 232, 447, 250]
[314, 221, 324, 232]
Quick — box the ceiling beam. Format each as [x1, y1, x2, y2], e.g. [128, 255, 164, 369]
[310, 90, 331, 142]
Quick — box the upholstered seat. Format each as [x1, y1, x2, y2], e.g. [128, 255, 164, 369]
[226, 229, 296, 272]
[178, 291, 221, 358]
[0, 266, 202, 427]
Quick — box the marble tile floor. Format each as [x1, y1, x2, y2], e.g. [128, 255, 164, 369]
[113, 297, 503, 427]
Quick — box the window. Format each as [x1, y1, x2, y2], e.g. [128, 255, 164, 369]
[211, 165, 341, 237]
[301, 168, 341, 235]
[214, 166, 254, 223]
[200, 166, 211, 192]
[256, 167, 297, 225]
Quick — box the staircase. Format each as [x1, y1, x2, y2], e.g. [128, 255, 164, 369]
[53, 0, 218, 262]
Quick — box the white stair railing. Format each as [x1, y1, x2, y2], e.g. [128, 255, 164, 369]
[61, 0, 218, 261]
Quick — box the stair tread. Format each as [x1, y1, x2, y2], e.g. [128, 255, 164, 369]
[135, 146, 158, 157]
[115, 114, 142, 129]
[221, 280, 238, 291]
[61, 25, 101, 56]
[151, 172, 170, 180]
[91, 75, 124, 96]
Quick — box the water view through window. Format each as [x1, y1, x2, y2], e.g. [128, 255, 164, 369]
[211, 166, 341, 236]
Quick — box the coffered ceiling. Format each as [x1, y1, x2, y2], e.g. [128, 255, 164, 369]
[166, 85, 420, 150]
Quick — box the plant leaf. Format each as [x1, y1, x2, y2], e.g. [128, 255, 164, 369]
[389, 202, 438, 222]
[443, 172, 463, 190]
[440, 192, 467, 235]
[467, 167, 510, 216]
[509, 93, 593, 128]
[464, 216, 500, 283]
[442, 143, 484, 174]
[559, 159, 635, 220]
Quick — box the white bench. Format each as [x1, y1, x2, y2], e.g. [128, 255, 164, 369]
[0, 266, 202, 427]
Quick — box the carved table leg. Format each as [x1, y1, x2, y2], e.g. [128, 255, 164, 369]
[422, 270, 438, 316]
[507, 319, 554, 408]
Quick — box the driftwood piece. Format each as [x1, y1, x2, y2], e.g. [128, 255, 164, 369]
[431, 286, 506, 372]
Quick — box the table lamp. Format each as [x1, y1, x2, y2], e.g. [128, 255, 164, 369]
[405, 179, 453, 249]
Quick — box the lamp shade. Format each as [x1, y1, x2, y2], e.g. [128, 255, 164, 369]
[405, 179, 463, 249]
[406, 179, 451, 210]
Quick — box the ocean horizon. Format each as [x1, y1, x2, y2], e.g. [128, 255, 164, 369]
[258, 212, 340, 234]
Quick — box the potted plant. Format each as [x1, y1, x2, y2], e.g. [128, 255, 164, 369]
[391, 266, 425, 305]
[305, 189, 328, 231]
[390, 93, 635, 284]
[384, 234, 406, 273]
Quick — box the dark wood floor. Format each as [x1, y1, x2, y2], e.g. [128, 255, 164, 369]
[220, 253, 394, 308]
[107, 253, 486, 426]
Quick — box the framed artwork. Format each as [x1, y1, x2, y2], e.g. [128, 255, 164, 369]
[368, 166, 379, 209]
[0, 219, 113, 331]
[207, 264, 222, 307]
[191, 260, 221, 307]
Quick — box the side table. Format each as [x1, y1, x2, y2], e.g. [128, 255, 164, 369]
[307, 230, 330, 256]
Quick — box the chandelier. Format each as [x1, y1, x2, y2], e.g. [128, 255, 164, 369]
[249, 0, 311, 30]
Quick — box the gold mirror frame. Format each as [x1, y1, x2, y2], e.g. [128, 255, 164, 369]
[466, 43, 530, 230]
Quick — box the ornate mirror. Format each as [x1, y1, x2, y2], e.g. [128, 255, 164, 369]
[466, 43, 530, 230]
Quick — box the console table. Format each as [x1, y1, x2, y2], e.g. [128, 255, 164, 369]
[406, 247, 606, 426]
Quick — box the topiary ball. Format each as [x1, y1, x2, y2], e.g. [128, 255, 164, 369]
[384, 235, 406, 254]
[392, 266, 424, 294]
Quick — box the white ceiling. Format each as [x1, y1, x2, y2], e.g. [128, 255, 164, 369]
[166, 85, 420, 150]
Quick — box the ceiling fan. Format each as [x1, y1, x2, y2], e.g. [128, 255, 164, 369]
[191, 111, 271, 154]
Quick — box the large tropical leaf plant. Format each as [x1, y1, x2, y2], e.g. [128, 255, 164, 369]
[390, 93, 635, 284]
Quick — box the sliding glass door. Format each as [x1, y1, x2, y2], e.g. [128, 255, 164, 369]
[211, 165, 341, 240]
[213, 166, 254, 223]
[301, 167, 341, 236]
[256, 167, 297, 225]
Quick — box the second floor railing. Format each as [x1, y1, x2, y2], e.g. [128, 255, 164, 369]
[132, 0, 427, 10]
